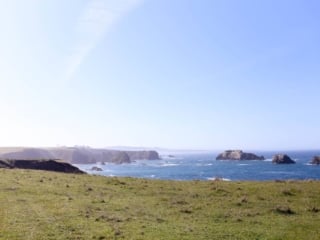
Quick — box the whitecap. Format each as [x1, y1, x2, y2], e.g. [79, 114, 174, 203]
[207, 177, 231, 181]
[161, 163, 179, 167]
[264, 159, 273, 162]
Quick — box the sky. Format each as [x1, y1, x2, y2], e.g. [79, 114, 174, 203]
[0, 0, 319, 150]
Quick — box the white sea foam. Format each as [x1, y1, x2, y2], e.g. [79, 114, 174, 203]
[161, 163, 179, 167]
[207, 177, 231, 181]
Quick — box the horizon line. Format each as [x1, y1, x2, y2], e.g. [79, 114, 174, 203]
[0, 145, 319, 153]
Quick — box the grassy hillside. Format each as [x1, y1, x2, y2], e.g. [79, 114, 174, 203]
[0, 169, 319, 240]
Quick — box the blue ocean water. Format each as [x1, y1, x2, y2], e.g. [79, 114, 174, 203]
[75, 151, 320, 181]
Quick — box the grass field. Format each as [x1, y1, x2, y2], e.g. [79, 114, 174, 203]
[0, 169, 320, 240]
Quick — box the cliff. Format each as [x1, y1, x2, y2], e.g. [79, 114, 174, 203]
[126, 150, 160, 160]
[0, 147, 160, 164]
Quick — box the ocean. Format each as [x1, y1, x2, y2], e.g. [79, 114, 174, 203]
[75, 151, 320, 181]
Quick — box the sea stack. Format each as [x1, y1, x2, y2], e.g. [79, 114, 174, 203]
[90, 166, 103, 171]
[310, 156, 320, 165]
[216, 150, 265, 160]
[272, 154, 296, 164]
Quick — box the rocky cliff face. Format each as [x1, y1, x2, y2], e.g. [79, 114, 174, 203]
[110, 151, 131, 164]
[0, 159, 85, 173]
[126, 151, 160, 160]
[310, 156, 320, 165]
[0, 147, 160, 164]
[272, 154, 296, 164]
[216, 150, 265, 160]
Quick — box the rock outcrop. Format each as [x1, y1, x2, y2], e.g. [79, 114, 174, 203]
[90, 166, 103, 171]
[272, 154, 296, 164]
[0, 159, 85, 173]
[310, 156, 320, 165]
[216, 150, 265, 160]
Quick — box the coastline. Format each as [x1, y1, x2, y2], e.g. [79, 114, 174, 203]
[74, 150, 320, 181]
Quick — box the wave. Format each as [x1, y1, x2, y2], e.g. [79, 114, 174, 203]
[207, 177, 231, 181]
[264, 159, 273, 162]
[161, 163, 180, 167]
[305, 163, 316, 166]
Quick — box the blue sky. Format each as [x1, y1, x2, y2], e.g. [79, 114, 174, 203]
[0, 0, 319, 150]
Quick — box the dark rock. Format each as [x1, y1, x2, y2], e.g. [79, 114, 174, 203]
[90, 166, 103, 171]
[275, 206, 295, 215]
[216, 150, 265, 160]
[272, 154, 296, 164]
[0, 159, 85, 173]
[0, 160, 14, 169]
[310, 156, 320, 165]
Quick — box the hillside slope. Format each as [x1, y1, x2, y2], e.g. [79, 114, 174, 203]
[0, 169, 320, 239]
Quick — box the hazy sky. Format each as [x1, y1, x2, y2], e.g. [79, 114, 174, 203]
[0, 0, 319, 150]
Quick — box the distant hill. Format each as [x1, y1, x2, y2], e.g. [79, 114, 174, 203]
[0, 147, 160, 164]
[0, 148, 55, 159]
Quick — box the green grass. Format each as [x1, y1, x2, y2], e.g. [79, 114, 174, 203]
[0, 169, 320, 240]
